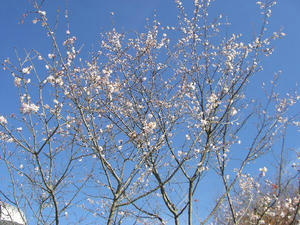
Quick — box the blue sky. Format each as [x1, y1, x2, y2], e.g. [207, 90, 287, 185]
[1, 0, 300, 114]
[1, 0, 299, 170]
[0, 0, 299, 224]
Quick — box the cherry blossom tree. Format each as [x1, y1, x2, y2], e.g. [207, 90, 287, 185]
[215, 170, 299, 224]
[0, 0, 299, 224]
[214, 130, 299, 225]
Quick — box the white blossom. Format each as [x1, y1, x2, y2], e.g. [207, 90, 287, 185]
[259, 167, 268, 176]
[144, 121, 157, 134]
[53, 99, 59, 105]
[46, 75, 55, 84]
[48, 53, 55, 59]
[21, 102, 39, 114]
[22, 67, 31, 74]
[0, 116, 7, 124]
[147, 113, 153, 119]
[230, 107, 237, 116]
[38, 10, 46, 16]
[14, 77, 22, 87]
[177, 150, 183, 157]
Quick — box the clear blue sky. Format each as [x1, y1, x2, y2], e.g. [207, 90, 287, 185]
[1, 0, 300, 115]
[1, 0, 299, 165]
[0, 0, 299, 224]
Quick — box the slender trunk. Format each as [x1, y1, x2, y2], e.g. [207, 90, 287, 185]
[188, 181, 193, 225]
[51, 193, 59, 225]
[174, 215, 179, 225]
[107, 199, 117, 225]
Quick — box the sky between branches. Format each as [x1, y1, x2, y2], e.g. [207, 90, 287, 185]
[0, 1, 299, 223]
[1, 0, 299, 172]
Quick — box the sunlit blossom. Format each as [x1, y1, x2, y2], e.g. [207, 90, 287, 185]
[14, 77, 21, 87]
[22, 67, 31, 74]
[21, 102, 39, 114]
[0, 116, 7, 124]
[259, 167, 268, 176]
[38, 10, 46, 16]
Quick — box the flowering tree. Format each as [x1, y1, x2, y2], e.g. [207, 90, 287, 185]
[0, 0, 299, 224]
[215, 173, 299, 224]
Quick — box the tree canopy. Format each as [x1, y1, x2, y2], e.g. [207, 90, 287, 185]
[0, 0, 299, 224]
